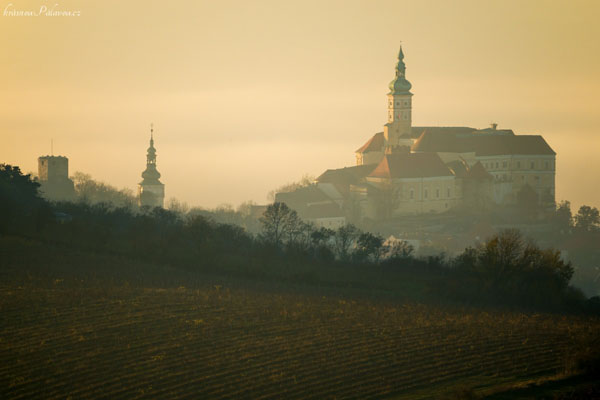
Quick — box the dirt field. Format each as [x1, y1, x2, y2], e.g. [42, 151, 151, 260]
[1, 281, 598, 399]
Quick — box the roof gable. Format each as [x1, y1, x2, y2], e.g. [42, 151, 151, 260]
[369, 153, 453, 179]
[356, 132, 385, 153]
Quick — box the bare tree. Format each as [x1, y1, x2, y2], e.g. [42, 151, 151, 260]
[166, 197, 189, 215]
[333, 224, 360, 261]
[386, 240, 414, 260]
[259, 202, 300, 248]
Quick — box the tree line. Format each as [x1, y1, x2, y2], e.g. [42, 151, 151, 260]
[1, 163, 597, 313]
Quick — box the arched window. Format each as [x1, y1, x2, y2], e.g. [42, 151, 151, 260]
[410, 189, 414, 200]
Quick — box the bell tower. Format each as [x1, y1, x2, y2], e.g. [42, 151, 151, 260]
[138, 124, 165, 208]
[384, 45, 413, 148]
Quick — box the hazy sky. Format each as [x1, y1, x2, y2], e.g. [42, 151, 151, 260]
[2, 0, 599, 210]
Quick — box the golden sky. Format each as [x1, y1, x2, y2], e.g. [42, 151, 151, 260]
[1, 0, 599, 210]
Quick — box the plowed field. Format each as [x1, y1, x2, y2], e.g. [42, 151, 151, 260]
[1, 284, 598, 399]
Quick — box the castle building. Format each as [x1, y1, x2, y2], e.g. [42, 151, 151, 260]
[37, 155, 75, 201]
[277, 46, 556, 221]
[138, 126, 165, 208]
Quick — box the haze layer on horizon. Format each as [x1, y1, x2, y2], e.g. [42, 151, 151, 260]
[1, 0, 599, 211]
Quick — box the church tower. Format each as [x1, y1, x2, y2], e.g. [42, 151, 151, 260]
[384, 45, 413, 148]
[138, 125, 165, 208]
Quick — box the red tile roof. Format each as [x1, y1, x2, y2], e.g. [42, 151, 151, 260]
[412, 130, 469, 153]
[411, 130, 555, 156]
[316, 164, 378, 186]
[472, 135, 555, 156]
[356, 132, 385, 153]
[369, 153, 453, 179]
[411, 126, 476, 139]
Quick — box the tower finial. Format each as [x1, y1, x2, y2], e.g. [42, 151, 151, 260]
[388, 43, 411, 94]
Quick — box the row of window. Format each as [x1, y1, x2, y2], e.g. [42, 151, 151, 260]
[404, 187, 451, 200]
[493, 174, 545, 184]
[388, 100, 410, 107]
[484, 160, 553, 171]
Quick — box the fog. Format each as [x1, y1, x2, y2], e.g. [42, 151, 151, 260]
[2, 0, 599, 209]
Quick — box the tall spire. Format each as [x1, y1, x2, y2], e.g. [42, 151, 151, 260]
[388, 44, 412, 95]
[145, 124, 157, 167]
[396, 44, 406, 77]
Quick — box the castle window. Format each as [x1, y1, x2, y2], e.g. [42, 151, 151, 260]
[522, 176, 525, 182]
[447, 188, 451, 197]
[503, 161, 507, 168]
[403, 112, 408, 120]
[410, 189, 414, 200]
[545, 161, 549, 169]
[495, 162, 499, 169]
[535, 176, 540, 182]
[531, 161, 535, 169]
[436, 189, 440, 198]
[517, 161, 521, 169]
[404, 101, 408, 106]
[424, 189, 428, 199]
[396, 102, 400, 106]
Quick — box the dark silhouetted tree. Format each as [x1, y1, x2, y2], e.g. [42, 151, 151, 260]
[552, 200, 573, 233]
[0, 164, 51, 234]
[333, 224, 360, 261]
[354, 232, 385, 263]
[386, 240, 414, 260]
[574, 205, 600, 232]
[260, 202, 299, 248]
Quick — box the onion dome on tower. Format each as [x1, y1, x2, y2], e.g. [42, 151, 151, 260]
[388, 46, 412, 95]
